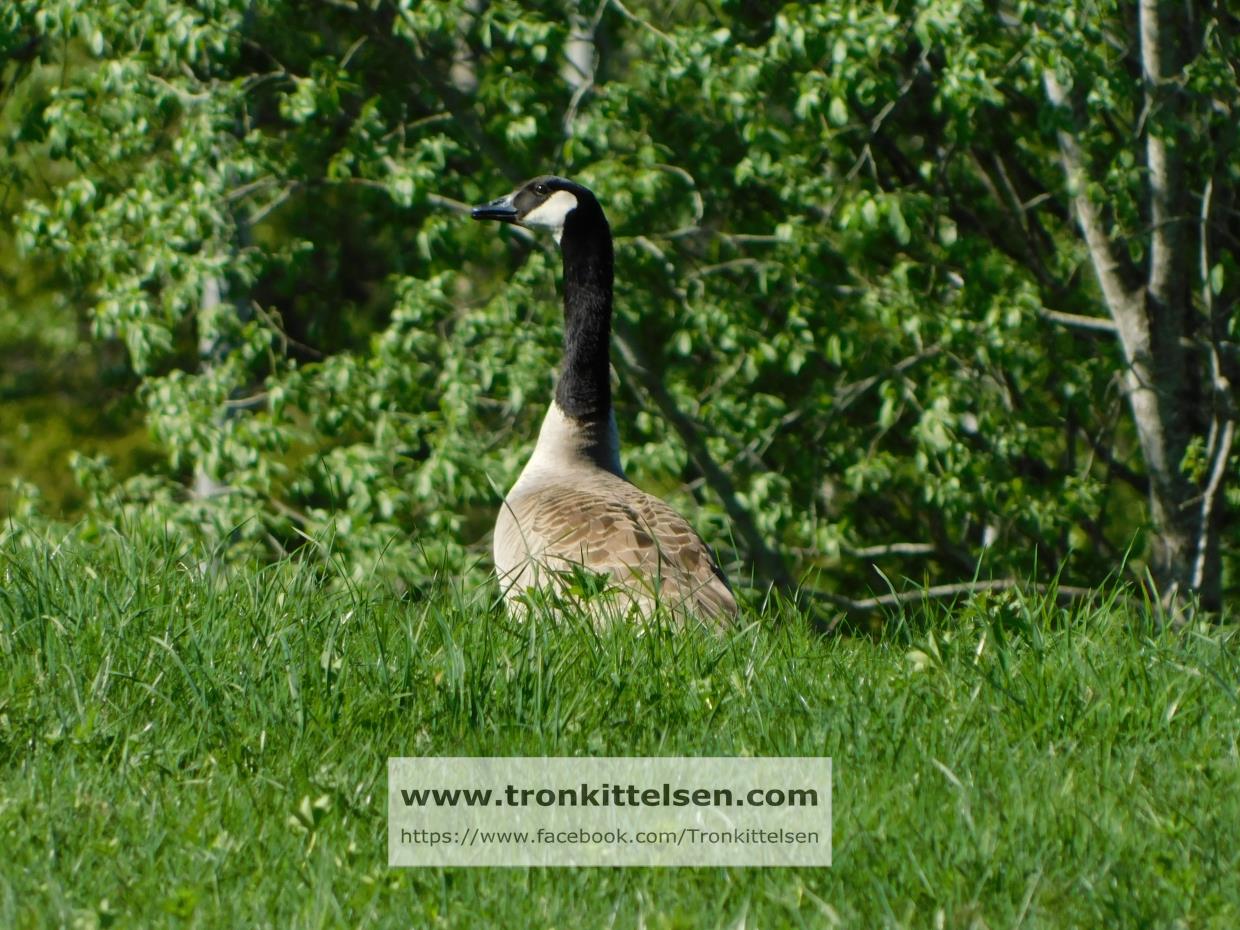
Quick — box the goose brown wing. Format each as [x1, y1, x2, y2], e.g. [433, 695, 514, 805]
[516, 480, 737, 619]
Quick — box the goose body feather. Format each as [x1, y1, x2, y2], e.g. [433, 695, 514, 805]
[494, 404, 736, 621]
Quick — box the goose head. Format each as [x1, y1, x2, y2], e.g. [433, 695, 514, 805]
[471, 176, 600, 244]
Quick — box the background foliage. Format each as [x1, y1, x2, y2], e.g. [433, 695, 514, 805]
[2, 0, 1236, 605]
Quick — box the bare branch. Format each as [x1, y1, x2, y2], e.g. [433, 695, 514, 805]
[1192, 416, 1234, 591]
[339, 34, 367, 71]
[1191, 176, 1236, 594]
[224, 392, 270, 410]
[607, 0, 674, 46]
[721, 233, 787, 245]
[805, 578, 1099, 615]
[687, 258, 778, 286]
[966, 147, 1076, 312]
[250, 300, 323, 359]
[1038, 308, 1118, 334]
[844, 542, 937, 558]
[654, 164, 704, 234]
[1199, 177, 1215, 321]
[1042, 70, 1142, 330]
[626, 235, 687, 301]
[226, 176, 280, 202]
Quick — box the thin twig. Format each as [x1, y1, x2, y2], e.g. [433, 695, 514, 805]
[608, 0, 675, 45]
[385, 0, 525, 185]
[226, 176, 280, 202]
[339, 35, 367, 71]
[655, 163, 704, 230]
[821, 44, 929, 219]
[148, 74, 211, 102]
[250, 300, 323, 359]
[246, 185, 295, 226]
[832, 345, 942, 413]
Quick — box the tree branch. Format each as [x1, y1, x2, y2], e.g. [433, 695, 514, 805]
[805, 578, 1098, 615]
[607, 0, 674, 46]
[1192, 412, 1234, 593]
[843, 542, 936, 558]
[1191, 178, 1235, 598]
[1042, 70, 1143, 332]
[611, 319, 794, 591]
[832, 346, 943, 413]
[1038, 308, 1118, 334]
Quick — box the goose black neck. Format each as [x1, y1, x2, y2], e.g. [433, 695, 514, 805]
[555, 201, 613, 422]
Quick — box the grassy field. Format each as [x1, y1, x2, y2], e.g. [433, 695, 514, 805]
[1, 526, 1237, 928]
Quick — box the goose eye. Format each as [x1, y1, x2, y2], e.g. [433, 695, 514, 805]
[534, 183, 548, 195]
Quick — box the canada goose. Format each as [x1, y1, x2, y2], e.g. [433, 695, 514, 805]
[472, 176, 737, 623]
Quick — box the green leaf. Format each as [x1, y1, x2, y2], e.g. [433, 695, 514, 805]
[1210, 263, 1224, 296]
[828, 96, 848, 126]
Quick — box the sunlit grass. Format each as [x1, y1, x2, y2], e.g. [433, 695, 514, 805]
[1, 526, 1237, 928]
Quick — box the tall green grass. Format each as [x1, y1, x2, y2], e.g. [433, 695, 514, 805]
[1, 526, 1237, 928]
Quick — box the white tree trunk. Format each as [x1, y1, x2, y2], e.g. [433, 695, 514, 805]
[1045, 1, 1224, 612]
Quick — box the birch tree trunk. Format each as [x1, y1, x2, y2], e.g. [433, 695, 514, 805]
[1045, 0, 1234, 612]
[193, 274, 230, 501]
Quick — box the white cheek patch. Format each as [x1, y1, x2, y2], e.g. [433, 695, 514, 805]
[522, 189, 579, 238]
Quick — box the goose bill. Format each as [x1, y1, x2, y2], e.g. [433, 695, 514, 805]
[471, 195, 519, 223]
